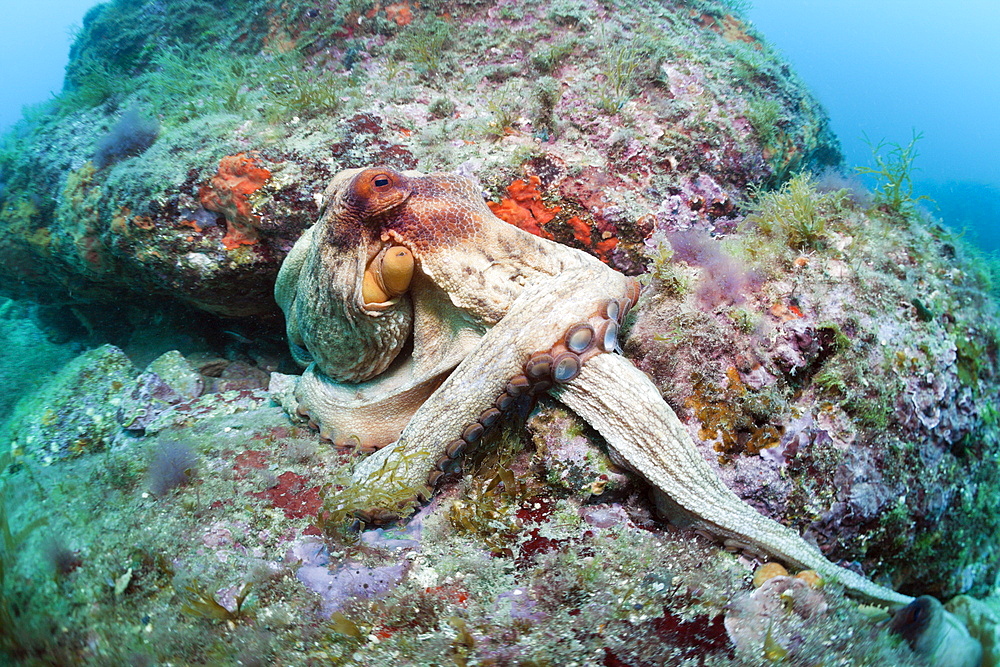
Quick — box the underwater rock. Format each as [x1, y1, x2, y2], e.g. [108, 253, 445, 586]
[0, 298, 76, 421]
[0, 0, 838, 315]
[289, 539, 411, 618]
[3, 344, 135, 462]
[204, 360, 271, 393]
[626, 188, 1000, 596]
[118, 350, 205, 431]
[525, 402, 631, 498]
[140, 387, 271, 435]
[0, 0, 998, 664]
[146, 350, 204, 398]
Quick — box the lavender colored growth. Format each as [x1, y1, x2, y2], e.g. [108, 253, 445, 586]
[94, 107, 159, 169]
[290, 540, 409, 617]
[147, 439, 197, 496]
[669, 230, 757, 308]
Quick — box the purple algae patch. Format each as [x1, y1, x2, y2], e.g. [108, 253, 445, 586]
[290, 540, 410, 617]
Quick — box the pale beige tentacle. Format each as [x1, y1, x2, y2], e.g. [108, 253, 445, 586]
[347, 265, 631, 496]
[555, 353, 914, 608]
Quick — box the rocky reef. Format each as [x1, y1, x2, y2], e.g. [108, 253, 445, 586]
[0, 0, 838, 316]
[1, 0, 999, 664]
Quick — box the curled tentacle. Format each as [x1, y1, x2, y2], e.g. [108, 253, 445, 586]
[346, 266, 633, 501]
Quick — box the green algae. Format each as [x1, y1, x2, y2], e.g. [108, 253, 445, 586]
[744, 172, 851, 250]
[857, 131, 932, 215]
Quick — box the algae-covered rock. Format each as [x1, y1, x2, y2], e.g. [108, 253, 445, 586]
[0, 0, 998, 664]
[117, 350, 204, 431]
[625, 174, 1000, 598]
[0, 395, 924, 665]
[4, 344, 136, 462]
[0, 0, 838, 315]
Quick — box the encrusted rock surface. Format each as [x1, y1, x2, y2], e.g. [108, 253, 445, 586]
[0, 0, 998, 664]
[3, 344, 137, 462]
[0, 0, 837, 315]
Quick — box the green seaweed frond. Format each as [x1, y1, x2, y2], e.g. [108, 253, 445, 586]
[265, 60, 349, 121]
[531, 37, 578, 75]
[392, 16, 452, 78]
[448, 464, 532, 557]
[746, 96, 786, 147]
[647, 238, 692, 297]
[485, 82, 521, 138]
[745, 172, 848, 250]
[318, 448, 431, 535]
[596, 34, 644, 114]
[856, 130, 931, 214]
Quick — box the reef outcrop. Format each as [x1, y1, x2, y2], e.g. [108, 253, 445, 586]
[0, 0, 838, 315]
[1, 0, 999, 664]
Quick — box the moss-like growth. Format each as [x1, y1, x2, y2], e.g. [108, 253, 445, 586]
[0, 454, 47, 656]
[64, 0, 273, 109]
[530, 37, 578, 75]
[427, 97, 456, 120]
[745, 172, 849, 250]
[390, 16, 452, 78]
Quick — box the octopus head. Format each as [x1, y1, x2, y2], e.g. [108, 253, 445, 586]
[276, 167, 501, 385]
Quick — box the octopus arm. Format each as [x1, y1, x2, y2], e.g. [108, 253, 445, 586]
[348, 264, 631, 498]
[555, 353, 914, 609]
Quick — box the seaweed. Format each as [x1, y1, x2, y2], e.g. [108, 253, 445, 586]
[856, 130, 931, 214]
[0, 453, 47, 655]
[746, 95, 787, 147]
[391, 16, 452, 78]
[181, 581, 253, 623]
[530, 37, 578, 75]
[746, 172, 850, 250]
[316, 448, 429, 536]
[597, 36, 643, 114]
[448, 464, 533, 558]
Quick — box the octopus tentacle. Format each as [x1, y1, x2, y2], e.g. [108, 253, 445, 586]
[554, 353, 914, 608]
[281, 167, 921, 618]
[423, 303, 627, 490]
[292, 363, 448, 451]
[347, 266, 633, 503]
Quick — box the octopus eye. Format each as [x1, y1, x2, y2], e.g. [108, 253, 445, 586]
[347, 168, 409, 220]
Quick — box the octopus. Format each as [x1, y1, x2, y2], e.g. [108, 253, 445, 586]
[275, 166, 914, 609]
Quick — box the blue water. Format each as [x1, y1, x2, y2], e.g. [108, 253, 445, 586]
[747, 0, 1000, 253]
[0, 0, 97, 132]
